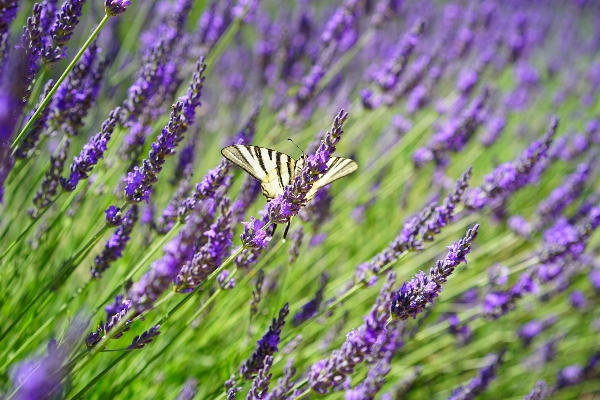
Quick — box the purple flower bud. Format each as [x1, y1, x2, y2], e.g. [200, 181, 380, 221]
[61, 108, 120, 191]
[268, 109, 348, 224]
[570, 290, 587, 309]
[123, 60, 206, 204]
[129, 198, 217, 311]
[447, 351, 505, 400]
[217, 270, 236, 290]
[92, 206, 138, 278]
[176, 379, 198, 400]
[105, 0, 130, 16]
[127, 325, 160, 350]
[308, 272, 397, 394]
[175, 198, 233, 292]
[247, 355, 273, 400]
[523, 381, 551, 400]
[14, 80, 54, 159]
[391, 225, 478, 320]
[28, 140, 70, 219]
[241, 303, 289, 379]
[241, 217, 271, 249]
[104, 205, 123, 226]
[293, 273, 328, 326]
[266, 358, 297, 400]
[40, 0, 86, 64]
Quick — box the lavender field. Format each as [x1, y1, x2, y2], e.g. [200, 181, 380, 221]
[0, 0, 599, 399]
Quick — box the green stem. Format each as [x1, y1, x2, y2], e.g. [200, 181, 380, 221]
[11, 14, 111, 151]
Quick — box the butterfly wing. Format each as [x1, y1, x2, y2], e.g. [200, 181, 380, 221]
[305, 157, 358, 201]
[221, 145, 296, 200]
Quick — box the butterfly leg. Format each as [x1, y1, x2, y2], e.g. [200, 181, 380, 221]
[271, 223, 278, 238]
[282, 221, 292, 242]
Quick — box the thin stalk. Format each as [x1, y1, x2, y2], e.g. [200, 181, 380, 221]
[11, 14, 111, 151]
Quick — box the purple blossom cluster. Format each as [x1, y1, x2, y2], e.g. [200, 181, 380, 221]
[268, 109, 348, 224]
[123, 61, 206, 203]
[91, 206, 138, 279]
[308, 271, 397, 394]
[390, 224, 479, 320]
[241, 303, 289, 379]
[175, 197, 233, 292]
[60, 108, 120, 191]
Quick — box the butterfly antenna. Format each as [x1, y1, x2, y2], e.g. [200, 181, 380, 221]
[287, 138, 306, 159]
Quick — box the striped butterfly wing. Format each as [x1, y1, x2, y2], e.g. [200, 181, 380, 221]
[221, 145, 296, 200]
[305, 157, 358, 201]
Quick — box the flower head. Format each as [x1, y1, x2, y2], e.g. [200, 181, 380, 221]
[105, 0, 131, 16]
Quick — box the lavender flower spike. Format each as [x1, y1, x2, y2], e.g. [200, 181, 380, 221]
[14, 80, 54, 159]
[105, 0, 130, 16]
[91, 206, 139, 279]
[129, 198, 216, 312]
[241, 217, 271, 249]
[268, 109, 349, 224]
[391, 224, 479, 320]
[308, 272, 397, 395]
[447, 351, 505, 400]
[124, 60, 207, 203]
[60, 108, 120, 191]
[247, 356, 274, 400]
[28, 140, 70, 219]
[43, 0, 86, 64]
[241, 303, 289, 379]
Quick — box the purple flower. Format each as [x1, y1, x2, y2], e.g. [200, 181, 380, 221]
[86, 297, 132, 347]
[247, 355, 273, 400]
[447, 351, 505, 400]
[105, 0, 130, 16]
[391, 225, 479, 320]
[416, 86, 489, 167]
[11, 318, 86, 399]
[288, 226, 304, 265]
[127, 325, 161, 350]
[60, 108, 120, 191]
[241, 303, 289, 379]
[537, 162, 590, 222]
[241, 217, 272, 249]
[308, 272, 397, 395]
[480, 113, 506, 147]
[43, 0, 86, 64]
[217, 269, 236, 290]
[268, 109, 348, 224]
[14, 80, 55, 159]
[523, 381, 551, 400]
[519, 318, 555, 347]
[231, 177, 261, 223]
[28, 140, 70, 219]
[92, 206, 138, 279]
[557, 365, 583, 388]
[293, 273, 328, 326]
[104, 205, 123, 226]
[175, 197, 233, 292]
[128, 198, 217, 311]
[175, 379, 198, 400]
[465, 117, 558, 214]
[249, 269, 265, 317]
[123, 60, 206, 203]
[179, 160, 232, 219]
[52, 42, 106, 137]
[570, 290, 587, 309]
[265, 359, 297, 400]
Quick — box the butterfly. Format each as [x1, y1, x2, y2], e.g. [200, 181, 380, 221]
[221, 144, 358, 239]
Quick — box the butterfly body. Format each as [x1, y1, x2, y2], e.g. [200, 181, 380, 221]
[221, 144, 358, 237]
